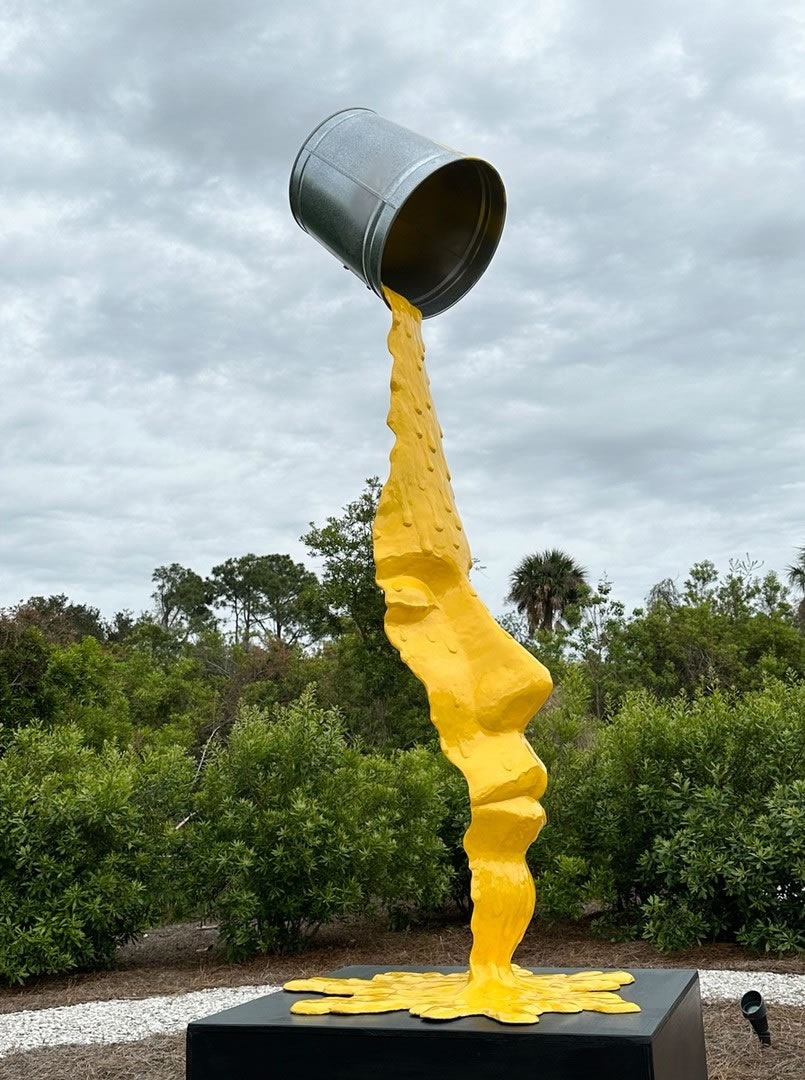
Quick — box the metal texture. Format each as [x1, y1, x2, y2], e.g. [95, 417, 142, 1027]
[289, 108, 506, 317]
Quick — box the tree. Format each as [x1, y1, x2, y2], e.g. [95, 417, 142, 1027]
[681, 556, 791, 620]
[786, 546, 805, 594]
[250, 554, 326, 646]
[0, 724, 193, 982]
[572, 577, 626, 721]
[151, 565, 214, 638]
[682, 559, 720, 605]
[507, 549, 588, 635]
[599, 560, 804, 708]
[209, 554, 324, 647]
[0, 619, 53, 729]
[209, 555, 266, 645]
[106, 609, 138, 643]
[301, 478, 386, 645]
[787, 546, 805, 629]
[188, 691, 450, 959]
[8, 595, 106, 645]
[645, 578, 680, 613]
[302, 479, 430, 748]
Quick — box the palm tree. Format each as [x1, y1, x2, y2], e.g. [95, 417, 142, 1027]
[507, 549, 588, 635]
[786, 546, 805, 627]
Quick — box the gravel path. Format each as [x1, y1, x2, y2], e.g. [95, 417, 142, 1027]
[698, 969, 805, 1008]
[1, 970, 804, 1059]
[0, 983, 280, 1059]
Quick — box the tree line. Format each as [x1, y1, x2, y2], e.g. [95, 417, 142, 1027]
[1, 479, 804, 981]
[2, 479, 805, 749]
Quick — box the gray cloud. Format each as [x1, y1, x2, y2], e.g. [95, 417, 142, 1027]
[1, 0, 804, 621]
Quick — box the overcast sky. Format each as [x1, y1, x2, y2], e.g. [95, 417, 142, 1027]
[2, 1, 804, 623]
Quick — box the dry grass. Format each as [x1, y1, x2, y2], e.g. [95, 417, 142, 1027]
[1, 1005, 802, 1079]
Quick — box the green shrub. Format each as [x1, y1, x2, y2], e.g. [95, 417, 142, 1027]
[530, 678, 805, 952]
[433, 753, 472, 914]
[526, 669, 608, 921]
[189, 689, 451, 960]
[0, 724, 193, 983]
[0, 624, 53, 729]
[641, 777, 805, 953]
[43, 637, 133, 748]
[118, 649, 216, 750]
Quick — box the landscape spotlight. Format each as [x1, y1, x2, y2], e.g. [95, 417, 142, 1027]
[740, 990, 771, 1046]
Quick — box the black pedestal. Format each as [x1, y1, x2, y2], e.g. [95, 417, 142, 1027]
[186, 965, 707, 1080]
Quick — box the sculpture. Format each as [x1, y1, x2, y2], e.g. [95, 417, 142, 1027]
[284, 289, 639, 1023]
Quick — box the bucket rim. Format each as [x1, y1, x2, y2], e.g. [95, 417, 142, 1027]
[376, 156, 506, 318]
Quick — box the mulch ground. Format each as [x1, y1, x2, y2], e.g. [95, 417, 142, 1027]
[1, 1006, 802, 1079]
[1, 916, 803, 1015]
[1, 919, 803, 1079]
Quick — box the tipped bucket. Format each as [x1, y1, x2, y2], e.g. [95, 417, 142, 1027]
[289, 108, 506, 317]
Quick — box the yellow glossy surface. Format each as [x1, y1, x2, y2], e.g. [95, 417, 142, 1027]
[286, 288, 639, 1024]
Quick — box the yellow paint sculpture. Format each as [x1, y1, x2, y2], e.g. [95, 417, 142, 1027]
[285, 287, 639, 1024]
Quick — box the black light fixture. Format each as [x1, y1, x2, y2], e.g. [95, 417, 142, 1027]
[740, 990, 771, 1046]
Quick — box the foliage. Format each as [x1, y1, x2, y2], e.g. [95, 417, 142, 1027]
[302, 478, 386, 645]
[507, 549, 588, 635]
[43, 636, 134, 748]
[117, 645, 217, 750]
[6, 594, 107, 644]
[567, 577, 625, 720]
[306, 631, 433, 749]
[234, 639, 321, 712]
[302, 479, 430, 749]
[518, 559, 805, 719]
[210, 554, 272, 645]
[788, 547, 805, 631]
[599, 562, 805, 709]
[1, 502, 803, 966]
[433, 754, 472, 914]
[0, 621, 53, 730]
[209, 553, 325, 647]
[0, 724, 192, 983]
[2, 595, 141, 647]
[188, 690, 451, 959]
[246, 554, 327, 645]
[530, 678, 805, 952]
[151, 564, 214, 637]
[788, 547, 805, 593]
[0, 617, 222, 750]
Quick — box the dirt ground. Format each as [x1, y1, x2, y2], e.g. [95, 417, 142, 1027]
[1, 919, 803, 1079]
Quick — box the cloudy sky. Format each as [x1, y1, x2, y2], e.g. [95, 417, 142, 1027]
[2, 1, 804, 623]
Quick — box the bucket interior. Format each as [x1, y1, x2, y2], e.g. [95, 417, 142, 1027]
[380, 159, 505, 318]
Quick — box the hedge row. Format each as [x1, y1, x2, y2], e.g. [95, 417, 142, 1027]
[0, 690, 450, 983]
[1, 679, 803, 983]
[530, 674, 805, 954]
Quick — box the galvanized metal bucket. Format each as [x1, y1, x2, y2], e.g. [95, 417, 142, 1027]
[289, 108, 506, 318]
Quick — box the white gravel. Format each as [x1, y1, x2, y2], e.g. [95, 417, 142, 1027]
[0, 982, 279, 1059]
[1, 969, 803, 1059]
[698, 969, 805, 1008]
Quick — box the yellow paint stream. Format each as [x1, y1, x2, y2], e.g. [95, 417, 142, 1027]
[285, 288, 639, 1023]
